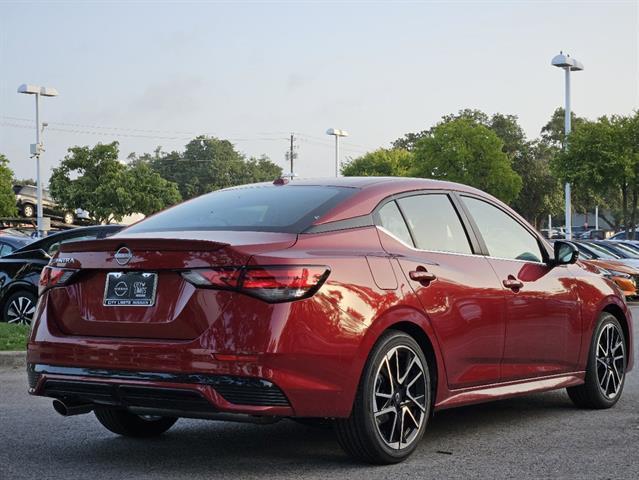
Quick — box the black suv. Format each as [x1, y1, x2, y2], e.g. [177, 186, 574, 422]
[13, 185, 76, 224]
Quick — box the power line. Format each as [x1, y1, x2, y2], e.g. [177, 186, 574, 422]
[1, 118, 375, 156]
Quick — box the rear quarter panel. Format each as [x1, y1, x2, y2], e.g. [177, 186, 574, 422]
[246, 226, 446, 416]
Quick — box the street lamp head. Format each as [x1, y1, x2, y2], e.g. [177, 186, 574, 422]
[551, 53, 584, 71]
[17, 84, 40, 95]
[40, 86, 59, 97]
[326, 128, 349, 137]
[17, 84, 59, 96]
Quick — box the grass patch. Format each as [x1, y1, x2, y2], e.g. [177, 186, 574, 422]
[0, 323, 30, 351]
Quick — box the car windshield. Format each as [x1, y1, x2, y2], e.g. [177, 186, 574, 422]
[574, 244, 594, 259]
[602, 242, 639, 259]
[126, 185, 356, 234]
[582, 242, 621, 260]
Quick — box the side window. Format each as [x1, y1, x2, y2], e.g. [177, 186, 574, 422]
[463, 196, 543, 262]
[396, 194, 472, 254]
[375, 201, 413, 246]
[0, 243, 11, 256]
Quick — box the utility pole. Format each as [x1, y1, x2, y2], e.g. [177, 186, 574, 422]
[290, 134, 294, 177]
[285, 134, 297, 178]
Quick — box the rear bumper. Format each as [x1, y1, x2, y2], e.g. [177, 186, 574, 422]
[27, 305, 354, 418]
[28, 363, 293, 419]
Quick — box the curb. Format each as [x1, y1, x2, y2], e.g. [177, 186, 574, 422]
[0, 351, 26, 369]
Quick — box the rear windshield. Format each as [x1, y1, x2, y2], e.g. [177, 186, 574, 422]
[125, 185, 356, 234]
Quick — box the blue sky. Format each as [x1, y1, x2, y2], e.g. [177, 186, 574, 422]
[1, 0, 637, 181]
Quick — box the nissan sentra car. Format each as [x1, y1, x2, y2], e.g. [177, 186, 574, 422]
[27, 177, 633, 464]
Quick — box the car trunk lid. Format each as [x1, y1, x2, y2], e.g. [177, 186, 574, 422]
[46, 231, 296, 341]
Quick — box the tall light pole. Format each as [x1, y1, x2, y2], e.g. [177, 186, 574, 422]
[17, 84, 58, 237]
[551, 52, 583, 240]
[326, 128, 349, 177]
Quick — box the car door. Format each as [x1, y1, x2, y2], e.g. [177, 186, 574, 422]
[459, 194, 581, 381]
[374, 192, 506, 390]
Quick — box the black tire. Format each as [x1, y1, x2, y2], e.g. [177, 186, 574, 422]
[2, 290, 37, 326]
[567, 312, 627, 409]
[22, 203, 35, 218]
[94, 407, 178, 437]
[334, 330, 431, 464]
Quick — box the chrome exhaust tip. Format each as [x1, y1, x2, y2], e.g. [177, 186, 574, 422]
[52, 399, 93, 417]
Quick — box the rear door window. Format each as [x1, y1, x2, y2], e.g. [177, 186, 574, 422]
[395, 194, 472, 254]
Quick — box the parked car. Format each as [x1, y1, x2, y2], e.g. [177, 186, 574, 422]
[0, 225, 123, 325]
[27, 178, 633, 464]
[573, 241, 639, 269]
[571, 245, 639, 298]
[609, 230, 639, 240]
[540, 228, 564, 239]
[580, 229, 606, 240]
[13, 184, 76, 224]
[0, 233, 33, 256]
[595, 240, 639, 259]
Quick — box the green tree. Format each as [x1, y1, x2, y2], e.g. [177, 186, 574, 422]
[541, 107, 586, 148]
[14, 178, 36, 186]
[50, 142, 181, 224]
[510, 142, 562, 228]
[411, 118, 522, 203]
[0, 154, 17, 216]
[125, 162, 181, 216]
[393, 109, 529, 160]
[149, 137, 282, 200]
[552, 112, 639, 237]
[243, 155, 283, 183]
[342, 148, 413, 177]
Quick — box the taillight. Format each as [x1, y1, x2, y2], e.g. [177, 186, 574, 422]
[39, 266, 78, 295]
[181, 265, 330, 303]
[180, 268, 241, 288]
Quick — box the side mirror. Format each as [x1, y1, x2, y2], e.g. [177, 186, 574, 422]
[553, 240, 579, 266]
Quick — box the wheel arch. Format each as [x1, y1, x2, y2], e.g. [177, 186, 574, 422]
[602, 302, 633, 371]
[349, 307, 448, 413]
[387, 321, 439, 404]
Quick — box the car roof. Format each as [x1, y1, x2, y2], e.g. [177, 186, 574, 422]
[228, 177, 494, 225]
[0, 235, 32, 248]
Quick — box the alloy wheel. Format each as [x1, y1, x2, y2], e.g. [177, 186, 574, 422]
[596, 323, 625, 399]
[372, 345, 427, 450]
[23, 205, 34, 217]
[6, 295, 35, 326]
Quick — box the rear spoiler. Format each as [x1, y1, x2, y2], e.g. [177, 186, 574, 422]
[59, 238, 231, 253]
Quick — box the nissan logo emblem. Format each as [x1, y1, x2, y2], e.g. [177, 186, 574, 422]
[114, 247, 133, 266]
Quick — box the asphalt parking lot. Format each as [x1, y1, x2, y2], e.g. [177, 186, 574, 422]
[2, 308, 638, 480]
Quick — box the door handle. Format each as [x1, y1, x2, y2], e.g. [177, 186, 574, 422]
[503, 277, 523, 291]
[409, 269, 437, 285]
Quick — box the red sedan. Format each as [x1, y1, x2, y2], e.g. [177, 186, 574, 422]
[27, 177, 633, 464]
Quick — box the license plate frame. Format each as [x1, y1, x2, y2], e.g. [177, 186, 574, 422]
[103, 272, 158, 307]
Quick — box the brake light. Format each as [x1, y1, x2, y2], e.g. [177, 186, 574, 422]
[181, 266, 330, 303]
[39, 267, 78, 295]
